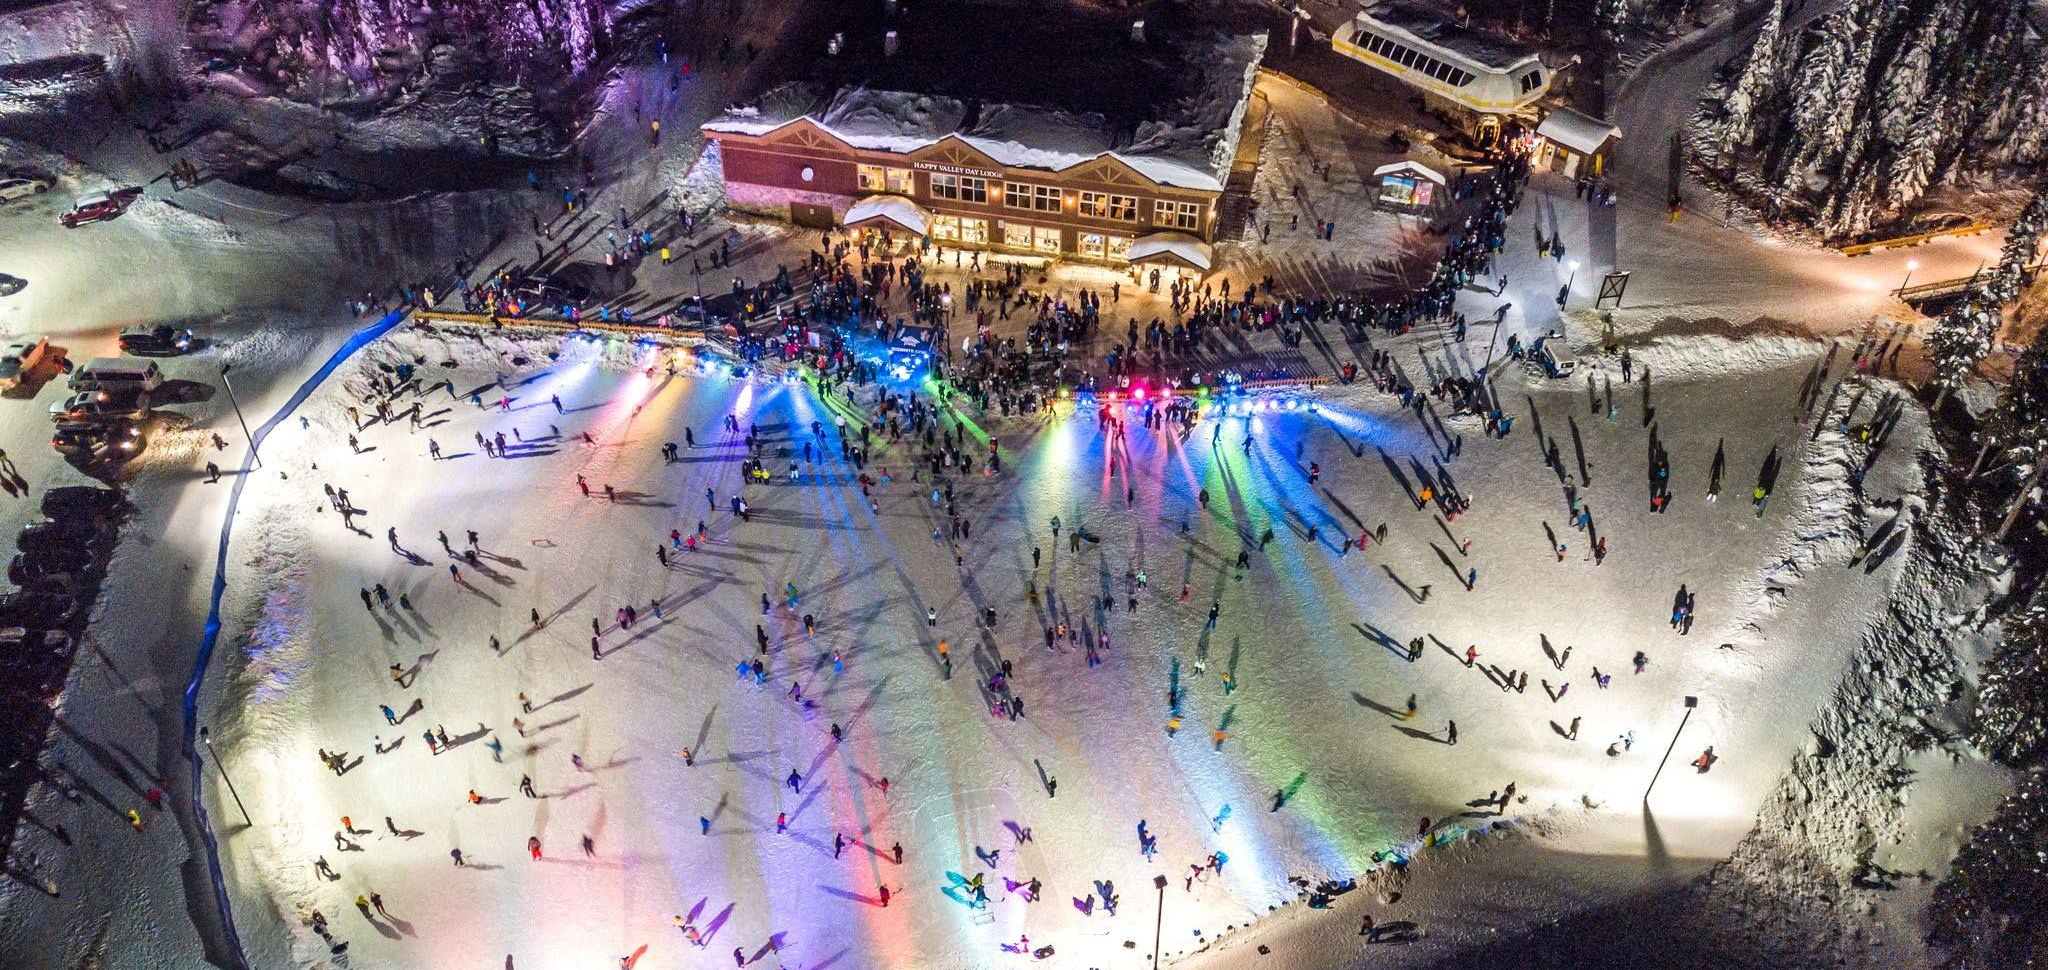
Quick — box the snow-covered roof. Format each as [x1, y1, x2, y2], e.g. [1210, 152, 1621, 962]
[842, 195, 930, 235]
[1373, 160, 1447, 185]
[1361, 0, 1540, 70]
[1536, 108, 1621, 155]
[703, 29, 1266, 192]
[1127, 232, 1213, 271]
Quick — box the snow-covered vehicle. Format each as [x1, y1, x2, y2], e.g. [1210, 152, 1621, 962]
[60, 188, 138, 227]
[1531, 331, 1577, 379]
[0, 334, 49, 385]
[0, 175, 51, 202]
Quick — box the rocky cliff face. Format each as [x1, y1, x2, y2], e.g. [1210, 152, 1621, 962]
[188, 0, 612, 160]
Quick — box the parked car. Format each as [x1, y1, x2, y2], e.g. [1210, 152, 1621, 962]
[0, 273, 24, 296]
[0, 175, 51, 202]
[41, 485, 123, 520]
[14, 541, 90, 575]
[0, 589, 76, 627]
[17, 517, 105, 554]
[60, 189, 136, 228]
[118, 324, 195, 355]
[67, 357, 163, 394]
[48, 389, 142, 423]
[0, 334, 49, 385]
[53, 420, 145, 461]
[0, 627, 73, 656]
[9, 551, 85, 586]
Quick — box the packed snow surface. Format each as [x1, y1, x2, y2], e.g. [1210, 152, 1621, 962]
[190, 318, 1922, 970]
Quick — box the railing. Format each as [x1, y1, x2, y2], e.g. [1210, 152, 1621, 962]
[409, 308, 709, 341]
[1840, 222, 1994, 257]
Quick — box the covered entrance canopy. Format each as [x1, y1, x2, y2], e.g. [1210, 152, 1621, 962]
[843, 195, 931, 236]
[1127, 231, 1213, 272]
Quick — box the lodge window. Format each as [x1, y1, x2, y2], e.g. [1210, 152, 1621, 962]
[1519, 69, 1543, 93]
[1155, 200, 1202, 231]
[929, 174, 987, 202]
[858, 164, 914, 193]
[932, 214, 961, 240]
[1005, 182, 1060, 212]
[1082, 191, 1140, 220]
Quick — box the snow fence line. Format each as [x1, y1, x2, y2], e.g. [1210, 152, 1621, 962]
[179, 308, 411, 970]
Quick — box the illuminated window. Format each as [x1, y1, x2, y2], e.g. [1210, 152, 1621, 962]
[1107, 235, 1132, 262]
[932, 214, 961, 240]
[1079, 232, 1106, 258]
[958, 217, 989, 244]
[1033, 226, 1061, 253]
[1003, 222, 1033, 248]
[1155, 200, 1202, 231]
[857, 164, 886, 191]
[885, 168, 914, 194]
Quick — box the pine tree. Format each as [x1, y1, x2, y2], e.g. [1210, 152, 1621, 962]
[1986, 189, 2048, 307]
[1982, 324, 2048, 487]
[1927, 764, 2048, 966]
[1717, 0, 1787, 160]
[1971, 603, 2048, 765]
[1928, 297, 1998, 408]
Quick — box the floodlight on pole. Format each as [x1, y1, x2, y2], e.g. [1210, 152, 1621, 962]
[1644, 695, 1699, 802]
[198, 726, 253, 826]
[1152, 873, 1169, 969]
[219, 362, 260, 470]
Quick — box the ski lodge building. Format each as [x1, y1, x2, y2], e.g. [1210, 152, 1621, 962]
[700, 4, 1266, 275]
[1333, 0, 1551, 147]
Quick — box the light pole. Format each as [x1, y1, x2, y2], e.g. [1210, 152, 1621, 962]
[198, 726, 252, 826]
[218, 362, 260, 470]
[1643, 695, 1699, 802]
[1151, 873, 1169, 970]
[1897, 259, 1919, 297]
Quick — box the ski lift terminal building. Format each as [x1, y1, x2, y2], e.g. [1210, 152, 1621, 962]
[1333, 0, 1550, 144]
[701, 2, 1267, 275]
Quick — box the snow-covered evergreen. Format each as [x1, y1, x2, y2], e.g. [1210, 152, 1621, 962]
[1985, 189, 2048, 307]
[1927, 298, 1998, 405]
[1698, 0, 2048, 239]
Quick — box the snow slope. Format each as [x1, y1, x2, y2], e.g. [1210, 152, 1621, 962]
[191, 317, 1929, 970]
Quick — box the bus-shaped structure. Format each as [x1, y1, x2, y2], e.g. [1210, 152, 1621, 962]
[1333, 1, 1549, 145]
